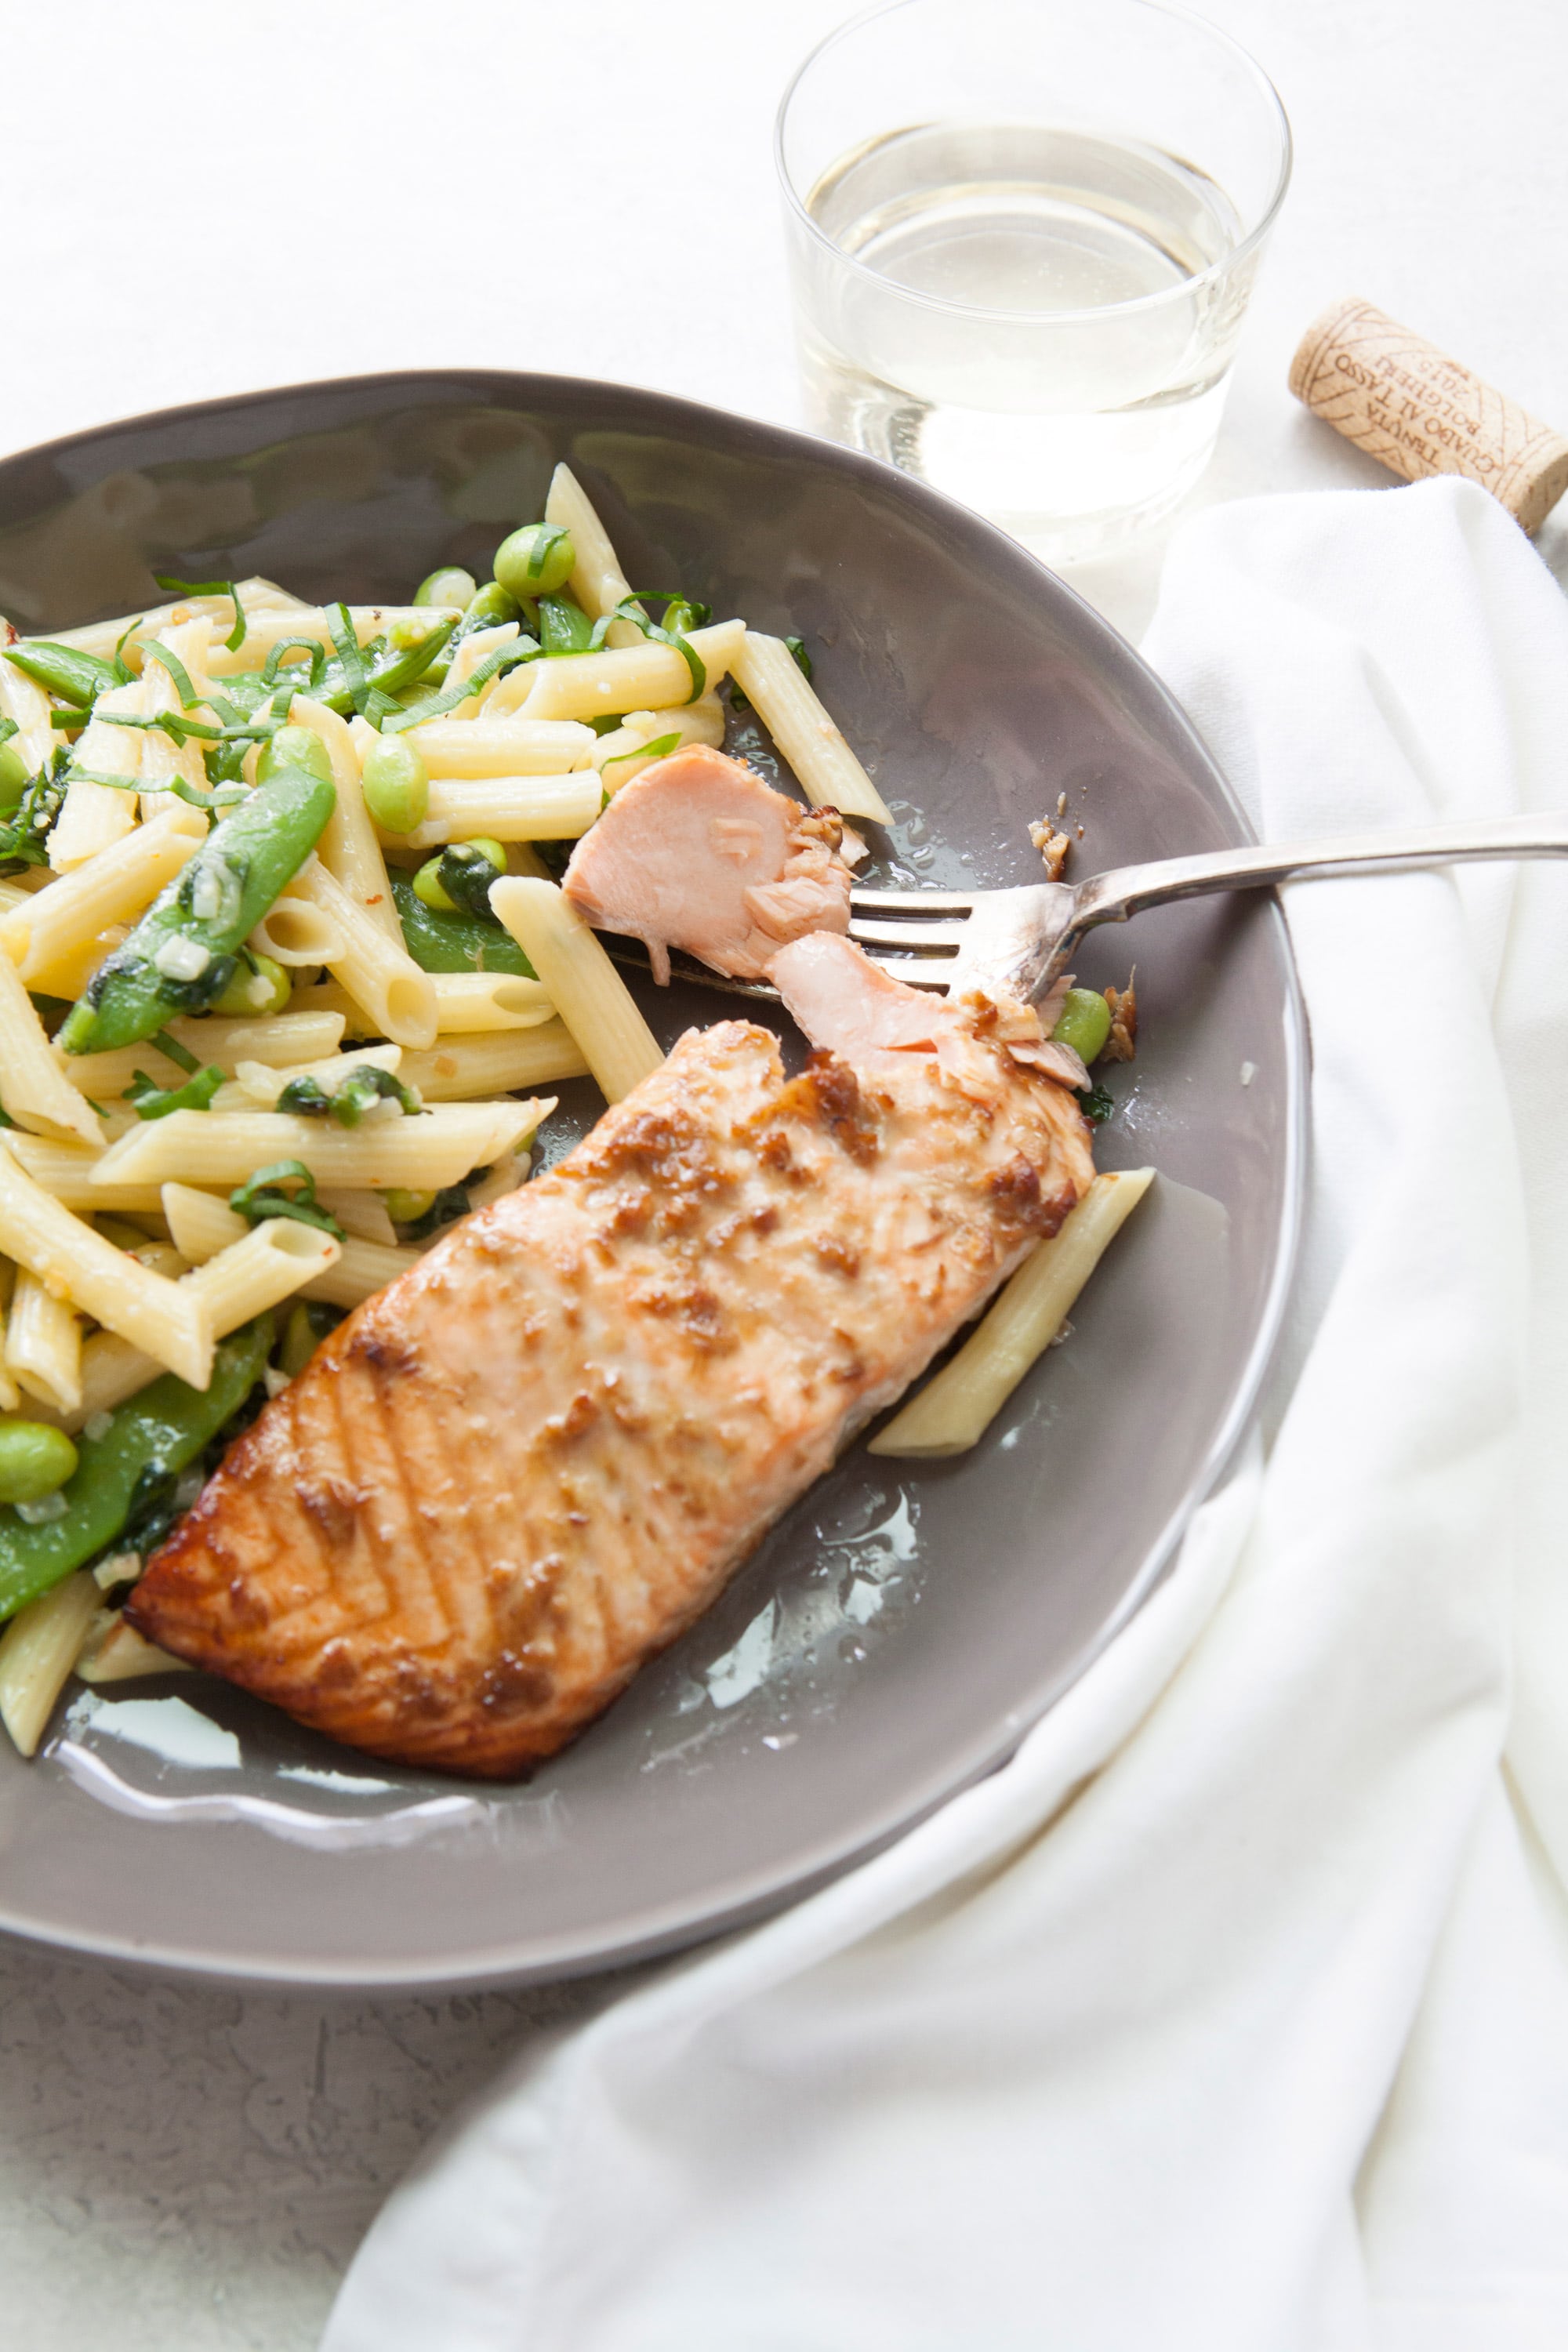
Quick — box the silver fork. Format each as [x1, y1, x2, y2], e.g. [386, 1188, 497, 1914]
[605, 811, 1568, 1003]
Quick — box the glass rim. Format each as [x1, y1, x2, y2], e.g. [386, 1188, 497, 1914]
[773, 0, 1294, 330]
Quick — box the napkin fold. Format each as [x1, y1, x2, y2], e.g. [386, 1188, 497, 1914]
[326, 479, 1568, 2352]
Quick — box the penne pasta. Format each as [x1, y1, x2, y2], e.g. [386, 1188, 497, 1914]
[426, 971, 553, 1031]
[227, 1042, 401, 1109]
[0, 812, 205, 989]
[249, 892, 343, 966]
[293, 694, 402, 942]
[593, 694, 726, 792]
[405, 716, 597, 777]
[869, 1169, 1154, 1457]
[489, 877, 661, 1103]
[441, 622, 518, 720]
[92, 1098, 554, 1194]
[286, 858, 438, 1047]
[201, 603, 464, 677]
[48, 677, 145, 871]
[518, 619, 747, 724]
[29, 1329, 162, 1435]
[60, 1010, 347, 1102]
[0, 949, 103, 1146]
[0, 1572, 100, 1756]
[0, 1136, 165, 1214]
[545, 463, 645, 648]
[5, 1267, 84, 1414]
[164, 1185, 419, 1310]
[0, 1141, 213, 1389]
[74, 1613, 193, 1684]
[184, 1218, 343, 1334]
[314, 1188, 398, 1246]
[399, 1021, 590, 1100]
[729, 633, 893, 826]
[44, 578, 307, 663]
[392, 771, 602, 851]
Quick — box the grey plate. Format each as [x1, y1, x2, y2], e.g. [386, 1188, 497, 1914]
[0, 373, 1306, 1989]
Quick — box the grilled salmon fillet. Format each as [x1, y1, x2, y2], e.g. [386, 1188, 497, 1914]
[127, 947, 1094, 1777]
[561, 744, 852, 983]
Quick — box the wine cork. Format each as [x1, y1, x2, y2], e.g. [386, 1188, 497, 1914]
[1289, 297, 1568, 534]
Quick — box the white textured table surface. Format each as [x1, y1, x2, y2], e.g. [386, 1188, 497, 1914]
[2, 3, 1565, 2344]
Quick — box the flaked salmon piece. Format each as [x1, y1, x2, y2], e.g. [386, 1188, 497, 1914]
[561, 743, 851, 983]
[126, 971, 1094, 1780]
[772, 933, 1091, 1092]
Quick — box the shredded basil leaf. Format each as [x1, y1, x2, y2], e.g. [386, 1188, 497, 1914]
[260, 636, 328, 691]
[378, 638, 538, 734]
[602, 730, 681, 771]
[123, 1063, 226, 1119]
[1075, 1082, 1114, 1127]
[784, 634, 813, 681]
[142, 640, 201, 710]
[325, 603, 371, 716]
[229, 1160, 345, 1238]
[152, 574, 247, 653]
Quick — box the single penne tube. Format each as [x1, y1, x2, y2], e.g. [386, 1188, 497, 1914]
[0, 880, 31, 919]
[74, 1613, 194, 1683]
[25, 920, 130, 1006]
[594, 694, 726, 791]
[518, 619, 746, 725]
[0, 814, 205, 988]
[427, 971, 553, 1031]
[48, 677, 146, 870]
[287, 858, 438, 1048]
[399, 1021, 590, 1099]
[405, 716, 597, 778]
[729, 633, 893, 825]
[159, 1182, 248, 1262]
[489, 877, 661, 1103]
[0, 637, 59, 777]
[869, 1170, 1155, 1458]
[0, 1572, 100, 1755]
[92, 1098, 553, 1193]
[546, 463, 645, 647]
[0, 1142, 213, 1388]
[249, 891, 345, 967]
[286, 978, 379, 1037]
[0, 1136, 164, 1214]
[201, 603, 465, 676]
[303, 1234, 422, 1309]
[39, 1330, 162, 1433]
[60, 1010, 348, 1102]
[5, 1266, 84, 1413]
[315, 1187, 398, 1246]
[0, 1274, 21, 1413]
[0, 950, 102, 1146]
[44, 578, 306, 662]
[393, 772, 602, 851]
[292, 694, 402, 942]
[227, 1042, 401, 1109]
[441, 621, 519, 720]
[184, 1218, 343, 1333]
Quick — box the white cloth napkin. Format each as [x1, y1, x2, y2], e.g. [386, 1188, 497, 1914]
[325, 479, 1568, 2352]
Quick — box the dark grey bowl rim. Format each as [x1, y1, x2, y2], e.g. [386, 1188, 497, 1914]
[0, 368, 1308, 1989]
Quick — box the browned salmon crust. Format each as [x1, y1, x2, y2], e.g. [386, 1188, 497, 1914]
[127, 1018, 1094, 1777]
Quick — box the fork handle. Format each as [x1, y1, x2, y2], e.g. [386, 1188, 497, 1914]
[1073, 809, 1568, 931]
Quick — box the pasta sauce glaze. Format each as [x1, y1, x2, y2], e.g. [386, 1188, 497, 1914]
[128, 946, 1094, 1777]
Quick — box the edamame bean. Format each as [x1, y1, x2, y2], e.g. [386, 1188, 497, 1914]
[0, 739, 28, 813]
[1051, 986, 1112, 1066]
[209, 949, 291, 1018]
[413, 565, 477, 611]
[257, 724, 333, 788]
[462, 581, 522, 632]
[413, 837, 506, 916]
[361, 735, 429, 833]
[494, 524, 575, 601]
[383, 1188, 437, 1225]
[0, 1421, 79, 1507]
[58, 767, 336, 1055]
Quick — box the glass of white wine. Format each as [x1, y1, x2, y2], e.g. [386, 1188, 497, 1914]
[776, 0, 1291, 566]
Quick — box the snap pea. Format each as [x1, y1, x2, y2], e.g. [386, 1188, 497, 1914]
[209, 947, 290, 1018]
[463, 580, 522, 632]
[0, 1422, 79, 1507]
[494, 524, 575, 601]
[1051, 987, 1113, 1065]
[57, 764, 336, 1056]
[538, 593, 594, 655]
[389, 869, 536, 977]
[3, 640, 119, 710]
[0, 1316, 273, 1622]
[256, 724, 332, 787]
[361, 735, 429, 833]
[414, 837, 506, 916]
[413, 565, 477, 611]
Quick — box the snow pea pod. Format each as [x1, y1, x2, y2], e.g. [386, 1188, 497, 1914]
[390, 869, 536, 977]
[4, 640, 119, 709]
[0, 1315, 274, 1622]
[57, 764, 335, 1055]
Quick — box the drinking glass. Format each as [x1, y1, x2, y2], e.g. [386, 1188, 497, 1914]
[775, 0, 1291, 564]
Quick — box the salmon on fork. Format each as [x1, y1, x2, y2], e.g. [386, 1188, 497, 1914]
[128, 937, 1094, 1777]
